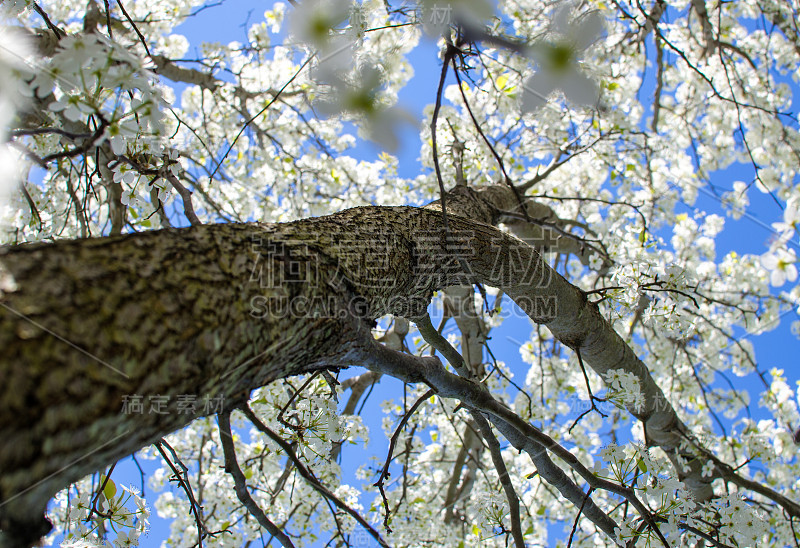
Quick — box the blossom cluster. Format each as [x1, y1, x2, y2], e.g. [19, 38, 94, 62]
[603, 368, 645, 411]
[287, 0, 413, 150]
[46, 478, 150, 548]
[597, 442, 770, 547]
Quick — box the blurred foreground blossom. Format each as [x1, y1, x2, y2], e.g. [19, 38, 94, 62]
[521, 4, 604, 111]
[286, 1, 415, 151]
[415, 0, 494, 38]
[314, 64, 413, 152]
[0, 27, 32, 208]
[287, 0, 351, 51]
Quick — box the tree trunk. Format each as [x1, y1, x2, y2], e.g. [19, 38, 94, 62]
[0, 185, 715, 544]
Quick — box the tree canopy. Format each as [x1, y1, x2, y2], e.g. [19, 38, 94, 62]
[1, 0, 800, 546]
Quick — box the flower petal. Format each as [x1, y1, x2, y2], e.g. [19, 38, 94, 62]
[561, 69, 599, 107]
[574, 11, 605, 51]
[551, 3, 572, 35]
[521, 73, 556, 112]
[110, 135, 126, 155]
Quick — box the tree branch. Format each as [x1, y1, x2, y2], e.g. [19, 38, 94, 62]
[239, 405, 391, 548]
[218, 410, 296, 548]
[3, 185, 797, 541]
[409, 315, 620, 539]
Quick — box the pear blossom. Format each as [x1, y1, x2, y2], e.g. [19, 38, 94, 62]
[603, 368, 645, 411]
[772, 197, 800, 241]
[761, 248, 798, 287]
[287, 0, 351, 50]
[521, 5, 604, 111]
[120, 188, 140, 207]
[49, 96, 95, 122]
[314, 63, 413, 151]
[416, 0, 494, 38]
[0, 0, 29, 17]
[113, 529, 139, 547]
[723, 181, 750, 219]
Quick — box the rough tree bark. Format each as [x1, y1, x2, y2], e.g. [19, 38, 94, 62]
[0, 184, 739, 545]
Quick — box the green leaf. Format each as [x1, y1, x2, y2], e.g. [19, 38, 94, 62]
[637, 457, 647, 473]
[639, 229, 647, 244]
[102, 477, 117, 501]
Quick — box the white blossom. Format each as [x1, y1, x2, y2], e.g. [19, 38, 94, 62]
[761, 248, 798, 286]
[521, 5, 604, 111]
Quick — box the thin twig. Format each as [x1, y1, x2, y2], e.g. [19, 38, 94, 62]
[374, 388, 435, 532]
[430, 45, 454, 231]
[569, 348, 607, 433]
[471, 413, 526, 548]
[567, 487, 594, 547]
[116, 0, 152, 58]
[155, 439, 212, 546]
[32, 2, 64, 38]
[165, 173, 201, 225]
[89, 463, 117, 519]
[240, 404, 391, 548]
[208, 55, 314, 183]
[217, 410, 296, 548]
